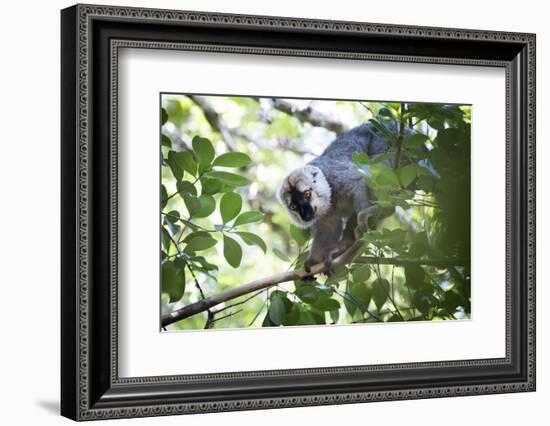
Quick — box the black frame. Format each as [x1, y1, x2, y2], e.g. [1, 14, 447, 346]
[61, 4, 536, 421]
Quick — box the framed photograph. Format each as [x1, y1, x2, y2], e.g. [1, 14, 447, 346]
[61, 4, 536, 421]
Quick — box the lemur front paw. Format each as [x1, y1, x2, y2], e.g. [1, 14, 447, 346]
[304, 254, 333, 277]
[305, 240, 353, 277]
[304, 252, 335, 276]
[301, 274, 317, 282]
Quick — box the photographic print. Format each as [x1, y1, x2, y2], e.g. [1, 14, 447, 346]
[160, 95, 471, 331]
[61, 6, 535, 418]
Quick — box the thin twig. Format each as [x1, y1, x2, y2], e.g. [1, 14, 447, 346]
[248, 299, 268, 327]
[162, 212, 217, 233]
[162, 225, 213, 323]
[211, 288, 268, 315]
[206, 309, 244, 327]
[395, 102, 406, 170]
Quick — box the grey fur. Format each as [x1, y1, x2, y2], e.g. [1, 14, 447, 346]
[279, 121, 398, 272]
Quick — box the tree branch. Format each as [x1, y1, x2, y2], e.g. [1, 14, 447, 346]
[230, 128, 314, 156]
[162, 241, 468, 327]
[188, 95, 238, 151]
[161, 124, 192, 152]
[266, 98, 348, 134]
[189, 95, 316, 156]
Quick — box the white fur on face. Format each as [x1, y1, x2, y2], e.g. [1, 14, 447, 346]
[277, 165, 331, 228]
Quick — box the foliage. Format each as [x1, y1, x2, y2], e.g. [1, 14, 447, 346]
[160, 96, 471, 330]
[161, 132, 265, 305]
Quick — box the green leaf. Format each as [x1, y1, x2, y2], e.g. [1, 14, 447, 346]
[363, 163, 400, 191]
[295, 285, 321, 304]
[262, 313, 274, 327]
[399, 164, 418, 188]
[185, 236, 217, 252]
[325, 266, 349, 284]
[167, 151, 183, 181]
[368, 118, 397, 143]
[161, 134, 172, 148]
[428, 116, 445, 130]
[403, 133, 428, 148]
[405, 265, 426, 289]
[349, 281, 372, 308]
[161, 185, 168, 208]
[191, 256, 219, 272]
[442, 290, 463, 312]
[297, 308, 326, 325]
[289, 224, 310, 247]
[307, 308, 327, 325]
[282, 304, 301, 326]
[207, 171, 249, 187]
[162, 230, 171, 253]
[268, 296, 287, 325]
[163, 210, 181, 235]
[174, 151, 198, 177]
[183, 231, 212, 243]
[312, 298, 340, 311]
[177, 180, 197, 197]
[161, 108, 168, 125]
[161, 259, 186, 303]
[193, 194, 216, 218]
[435, 128, 467, 146]
[413, 289, 434, 315]
[213, 152, 251, 168]
[220, 192, 242, 223]
[200, 176, 223, 195]
[344, 282, 357, 316]
[383, 228, 407, 247]
[371, 152, 393, 164]
[183, 194, 201, 217]
[372, 278, 390, 310]
[233, 211, 265, 227]
[273, 247, 291, 263]
[351, 264, 371, 283]
[192, 136, 215, 166]
[223, 235, 242, 268]
[235, 231, 267, 253]
[374, 165, 400, 189]
[352, 152, 371, 165]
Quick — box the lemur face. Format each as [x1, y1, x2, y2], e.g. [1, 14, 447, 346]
[278, 165, 332, 228]
[288, 186, 315, 222]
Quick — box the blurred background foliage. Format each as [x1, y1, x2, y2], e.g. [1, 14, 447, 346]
[160, 95, 471, 330]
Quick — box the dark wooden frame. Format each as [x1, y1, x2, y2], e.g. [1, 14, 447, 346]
[61, 3, 536, 421]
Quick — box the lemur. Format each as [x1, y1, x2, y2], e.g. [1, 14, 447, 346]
[278, 121, 398, 274]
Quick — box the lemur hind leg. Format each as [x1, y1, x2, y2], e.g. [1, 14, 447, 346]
[326, 215, 357, 261]
[304, 212, 342, 274]
[342, 214, 357, 244]
[355, 205, 395, 239]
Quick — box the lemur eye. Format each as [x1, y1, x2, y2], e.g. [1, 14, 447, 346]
[303, 190, 311, 199]
[289, 203, 297, 210]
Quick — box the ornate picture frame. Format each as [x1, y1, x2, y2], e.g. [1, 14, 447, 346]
[61, 4, 535, 420]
